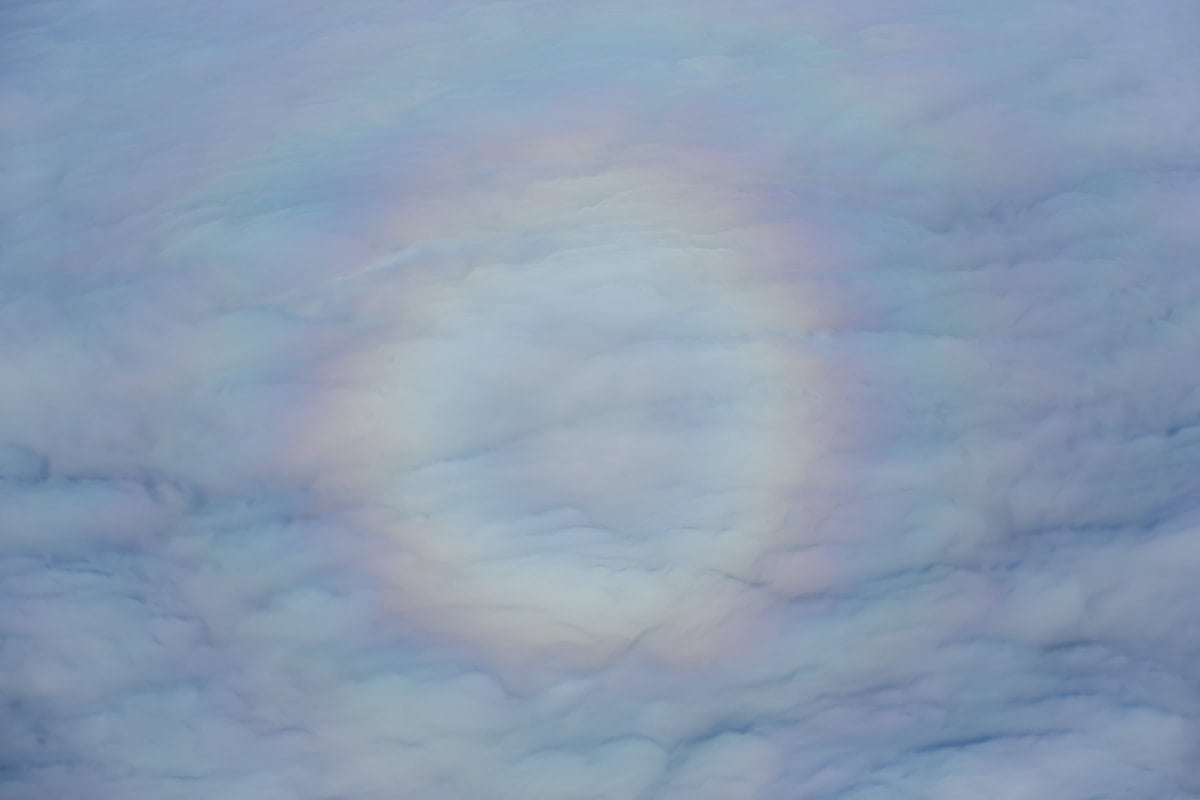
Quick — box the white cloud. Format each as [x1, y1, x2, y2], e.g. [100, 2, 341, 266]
[3, 0, 1199, 797]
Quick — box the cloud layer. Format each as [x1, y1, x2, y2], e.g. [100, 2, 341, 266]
[3, 1, 1199, 797]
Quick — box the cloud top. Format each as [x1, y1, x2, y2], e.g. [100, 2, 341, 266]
[2, 1, 1199, 798]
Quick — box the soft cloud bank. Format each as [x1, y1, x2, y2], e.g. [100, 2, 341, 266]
[3, 1, 1199, 798]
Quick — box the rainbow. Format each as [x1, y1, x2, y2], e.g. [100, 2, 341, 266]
[278, 127, 867, 672]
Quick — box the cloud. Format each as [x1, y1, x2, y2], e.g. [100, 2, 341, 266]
[3, 0, 1199, 797]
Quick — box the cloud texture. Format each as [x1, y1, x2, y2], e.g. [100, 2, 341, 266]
[3, 1, 1200, 797]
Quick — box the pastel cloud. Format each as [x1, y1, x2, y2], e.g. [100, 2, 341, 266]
[2, 1, 1198, 798]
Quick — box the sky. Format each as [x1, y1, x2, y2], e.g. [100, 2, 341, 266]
[2, 1, 1199, 798]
